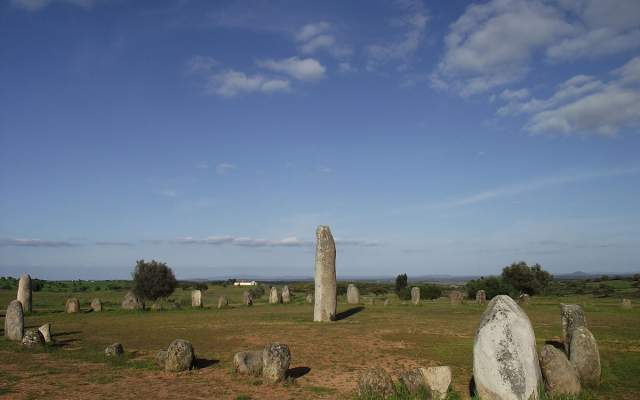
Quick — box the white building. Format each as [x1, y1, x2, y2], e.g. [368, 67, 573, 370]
[233, 280, 258, 286]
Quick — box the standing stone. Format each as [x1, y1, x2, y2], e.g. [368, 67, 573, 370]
[191, 290, 203, 308]
[269, 287, 280, 304]
[357, 367, 394, 398]
[234, 350, 263, 376]
[476, 290, 487, 305]
[217, 295, 229, 309]
[21, 329, 45, 347]
[473, 295, 542, 400]
[347, 284, 360, 304]
[570, 326, 601, 386]
[38, 323, 52, 343]
[384, 299, 390, 307]
[151, 302, 163, 311]
[91, 298, 102, 312]
[313, 225, 337, 322]
[305, 293, 313, 304]
[4, 300, 24, 341]
[518, 293, 530, 306]
[17, 274, 32, 313]
[121, 291, 145, 310]
[155, 350, 168, 368]
[243, 291, 253, 306]
[421, 366, 452, 400]
[65, 298, 80, 313]
[281, 285, 291, 304]
[411, 287, 420, 305]
[262, 343, 291, 384]
[104, 343, 125, 357]
[561, 304, 587, 354]
[622, 299, 632, 309]
[539, 345, 581, 396]
[449, 290, 464, 305]
[165, 339, 195, 372]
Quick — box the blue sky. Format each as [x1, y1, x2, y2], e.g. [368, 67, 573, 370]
[1, 0, 639, 279]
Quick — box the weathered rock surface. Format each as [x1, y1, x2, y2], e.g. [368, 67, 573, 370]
[398, 368, 428, 395]
[164, 339, 194, 372]
[313, 225, 336, 322]
[21, 328, 44, 347]
[17, 274, 32, 313]
[262, 343, 291, 383]
[357, 367, 394, 398]
[233, 350, 263, 376]
[243, 291, 253, 306]
[121, 291, 145, 310]
[65, 298, 80, 313]
[155, 350, 168, 368]
[421, 366, 452, 400]
[4, 300, 24, 341]
[305, 293, 313, 304]
[191, 290, 203, 307]
[622, 299, 632, 309]
[539, 345, 581, 396]
[217, 295, 229, 309]
[91, 298, 102, 312]
[449, 290, 464, 305]
[473, 295, 541, 400]
[476, 290, 487, 305]
[384, 299, 390, 307]
[105, 343, 125, 357]
[570, 326, 601, 386]
[411, 287, 420, 305]
[281, 285, 291, 303]
[39, 323, 52, 343]
[347, 284, 360, 304]
[269, 287, 280, 304]
[561, 304, 586, 354]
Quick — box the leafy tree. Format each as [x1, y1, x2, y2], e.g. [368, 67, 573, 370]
[466, 276, 515, 299]
[194, 282, 208, 291]
[132, 259, 177, 301]
[395, 273, 408, 294]
[501, 261, 553, 295]
[419, 284, 442, 300]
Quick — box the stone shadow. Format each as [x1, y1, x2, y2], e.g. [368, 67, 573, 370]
[287, 366, 311, 380]
[544, 340, 565, 351]
[335, 306, 365, 321]
[193, 358, 219, 369]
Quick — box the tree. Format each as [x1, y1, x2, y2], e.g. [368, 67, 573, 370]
[395, 273, 408, 294]
[132, 259, 177, 301]
[466, 276, 515, 299]
[501, 261, 553, 295]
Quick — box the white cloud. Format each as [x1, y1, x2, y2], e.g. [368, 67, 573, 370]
[216, 163, 236, 175]
[295, 22, 352, 58]
[614, 56, 640, 84]
[338, 62, 356, 73]
[296, 22, 331, 42]
[500, 88, 530, 100]
[0, 238, 77, 247]
[434, 0, 640, 96]
[207, 70, 290, 97]
[173, 235, 379, 248]
[366, 0, 429, 70]
[156, 188, 178, 198]
[186, 56, 218, 74]
[258, 57, 326, 81]
[195, 161, 209, 169]
[11, 0, 94, 11]
[95, 241, 133, 246]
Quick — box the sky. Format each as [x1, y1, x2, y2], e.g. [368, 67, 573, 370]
[1, 0, 639, 280]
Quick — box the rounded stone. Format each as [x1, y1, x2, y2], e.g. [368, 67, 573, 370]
[476, 290, 487, 305]
[165, 339, 194, 372]
[21, 328, 45, 347]
[570, 326, 601, 386]
[4, 300, 24, 341]
[539, 345, 581, 396]
[357, 367, 394, 398]
[313, 225, 336, 322]
[281, 285, 291, 304]
[155, 350, 168, 368]
[90, 298, 102, 312]
[305, 293, 313, 304]
[411, 287, 420, 305]
[262, 343, 291, 384]
[191, 290, 203, 308]
[560, 304, 586, 354]
[17, 274, 32, 313]
[421, 366, 452, 400]
[38, 323, 52, 343]
[347, 284, 360, 304]
[473, 295, 542, 400]
[449, 290, 464, 305]
[65, 298, 80, 313]
[269, 287, 280, 304]
[121, 291, 145, 310]
[233, 350, 263, 376]
[105, 343, 125, 357]
[217, 295, 229, 309]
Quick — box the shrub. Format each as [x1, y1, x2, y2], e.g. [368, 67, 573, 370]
[466, 276, 516, 299]
[249, 285, 265, 299]
[132, 259, 177, 301]
[395, 274, 408, 294]
[502, 262, 553, 295]
[397, 287, 412, 301]
[419, 284, 442, 300]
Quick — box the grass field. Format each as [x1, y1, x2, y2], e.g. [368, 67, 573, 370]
[1, 286, 639, 399]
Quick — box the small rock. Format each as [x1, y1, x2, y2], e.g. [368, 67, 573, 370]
[105, 343, 124, 357]
[121, 291, 145, 310]
[217, 295, 229, 309]
[21, 329, 45, 347]
[357, 367, 394, 398]
[38, 323, 52, 343]
[91, 298, 102, 312]
[165, 339, 194, 372]
[65, 298, 80, 313]
[539, 345, 581, 396]
[262, 343, 291, 384]
[421, 366, 452, 400]
[233, 351, 263, 376]
[570, 326, 601, 386]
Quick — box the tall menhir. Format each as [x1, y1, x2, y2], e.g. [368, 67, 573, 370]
[313, 226, 336, 322]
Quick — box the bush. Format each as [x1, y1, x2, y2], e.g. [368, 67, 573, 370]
[419, 284, 442, 300]
[249, 285, 265, 299]
[132, 259, 177, 301]
[194, 282, 208, 291]
[466, 276, 516, 299]
[501, 262, 553, 295]
[397, 287, 412, 301]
